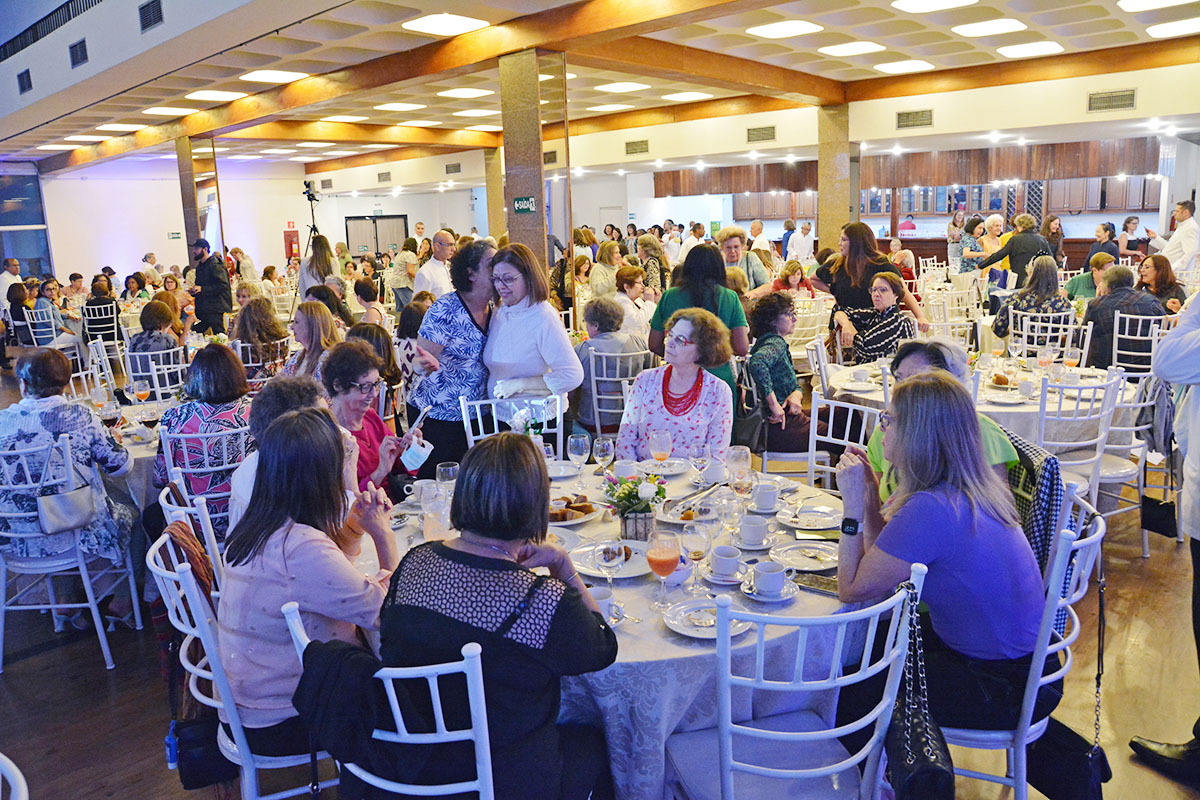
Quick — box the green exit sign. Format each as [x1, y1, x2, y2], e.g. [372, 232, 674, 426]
[513, 196, 538, 214]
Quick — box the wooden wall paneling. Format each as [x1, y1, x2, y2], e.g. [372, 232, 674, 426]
[1085, 178, 1102, 210]
[1126, 176, 1145, 210]
[1104, 177, 1126, 210]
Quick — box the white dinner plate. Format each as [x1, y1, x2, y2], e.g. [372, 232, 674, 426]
[747, 499, 786, 514]
[637, 458, 690, 477]
[739, 578, 800, 604]
[545, 526, 580, 552]
[548, 508, 604, 527]
[656, 504, 718, 524]
[980, 391, 1029, 406]
[663, 598, 752, 639]
[769, 540, 839, 572]
[839, 381, 877, 393]
[571, 539, 651, 579]
[546, 461, 581, 479]
[776, 504, 841, 530]
[730, 532, 785, 551]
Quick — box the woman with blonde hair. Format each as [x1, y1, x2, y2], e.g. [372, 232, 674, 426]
[571, 228, 592, 261]
[636, 233, 667, 293]
[591, 240, 623, 298]
[725, 266, 750, 313]
[834, 370, 1056, 755]
[151, 289, 191, 344]
[299, 235, 336, 299]
[279, 301, 341, 386]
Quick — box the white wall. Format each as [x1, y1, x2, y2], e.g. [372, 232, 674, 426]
[311, 189, 478, 246]
[213, 160, 311, 268]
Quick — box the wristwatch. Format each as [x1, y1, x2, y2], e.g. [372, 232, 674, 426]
[840, 518, 861, 537]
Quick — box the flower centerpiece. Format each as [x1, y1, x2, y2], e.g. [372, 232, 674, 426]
[604, 473, 666, 541]
[206, 332, 229, 346]
[568, 328, 589, 347]
[1072, 297, 1089, 322]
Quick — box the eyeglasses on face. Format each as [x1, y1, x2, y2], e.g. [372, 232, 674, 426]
[666, 332, 695, 347]
[879, 410, 892, 431]
[492, 272, 522, 287]
[868, 285, 895, 296]
[348, 378, 384, 395]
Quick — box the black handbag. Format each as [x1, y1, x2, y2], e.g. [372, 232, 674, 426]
[1142, 455, 1178, 538]
[731, 364, 768, 453]
[885, 583, 955, 800]
[1027, 553, 1112, 799]
[164, 638, 239, 790]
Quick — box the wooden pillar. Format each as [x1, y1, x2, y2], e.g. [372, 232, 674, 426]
[175, 137, 201, 248]
[483, 147, 506, 239]
[499, 49, 548, 265]
[817, 104, 859, 242]
[890, 188, 900, 238]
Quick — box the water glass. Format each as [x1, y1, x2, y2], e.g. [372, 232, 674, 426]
[567, 434, 590, 490]
[592, 437, 615, 475]
[595, 532, 625, 595]
[688, 443, 711, 485]
[435, 462, 459, 501]
[731, 470, 758, 508]
[727, 445, 751, 476]
[718, 496, 744, 537]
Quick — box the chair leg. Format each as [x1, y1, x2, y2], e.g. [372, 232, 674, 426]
[46, 574, 63, 632]
[239, 764, 260, 800]
[1142, 529, 1150, 559]
[0, 563, 6, 673]
[124, 550, 144, 631]
[77, 555, 115, 670]
[1012, 744, 1028, 800]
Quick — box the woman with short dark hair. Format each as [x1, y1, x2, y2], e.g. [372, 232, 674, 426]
[1137, 253, 1188, 314]
[1087, 222, 1120, 265]
[354, 277, 387, 326]
[129, 301, 180, 368]
[851, 271, 917, 362]
[305, 283, 354, 330]
[381, 432, 616, 800]
[747, 292, 820, 451]
[120, 272, 150, 302]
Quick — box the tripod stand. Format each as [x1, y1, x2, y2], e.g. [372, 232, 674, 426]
[303, 193, 319, 258]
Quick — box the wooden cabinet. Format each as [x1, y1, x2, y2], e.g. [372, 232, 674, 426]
[1047, 179, 1091, 213]
[1125, 176, 1144, 210]
[1103, 177, 1126, 210]
[795, 191, 816, 218]
[1085, 178, 1102, 210]
[732, 193, 755, 220]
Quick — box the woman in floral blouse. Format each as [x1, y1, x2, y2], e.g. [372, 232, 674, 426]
[991, 255, 1072, 339]
[0, 348, 134, 561]
[616, 307, 732, 462]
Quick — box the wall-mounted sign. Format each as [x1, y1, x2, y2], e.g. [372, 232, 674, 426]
[372, 209, 383, 216]
[710, 221, 720, 237]
[287, 221, 295, 230]
[513, 196, 537, 214]
[358, 245, 369, 253]
[167, 232, 182, 240]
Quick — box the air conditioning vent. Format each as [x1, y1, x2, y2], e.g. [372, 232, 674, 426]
[206, 192, 216, 203]
[68, 39, 88, 68]
[377, 171, 391, 183]
[16, 69, 31, 94]
[445, 162, 462, 175]
[543, 150, 557, 165]
[138, 0, 164, 33]
[896, 109, 933, 129]
[1088, 89, 1136, 113]
[625, 139, 649, 156]
[320, 179, 333, 190]
[747, 125, 776, 143]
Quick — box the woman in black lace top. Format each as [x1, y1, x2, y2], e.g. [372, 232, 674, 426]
[380, 432, 618, 800]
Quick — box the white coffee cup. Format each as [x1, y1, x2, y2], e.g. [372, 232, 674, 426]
[1064, 371, 1081, 385]
[1018, 379, 1035, 398]
[590, 586, 614, 621]
[739, 516, 770, 546]
[852, 368, 869, 382]
[704, 461, 727, 483]
[613, 459, 638, 479]
[753, 483, 780, 511]
[710, 544, 741, 576]
[753, 561, 787, 596]
[403, 478, 436, 497]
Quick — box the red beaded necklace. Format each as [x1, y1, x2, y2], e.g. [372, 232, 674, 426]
[661, 365, 704, 416]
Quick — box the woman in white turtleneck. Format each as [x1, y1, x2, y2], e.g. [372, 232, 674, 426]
[482, 243, 584, 425]
[613, 264, 659, 341]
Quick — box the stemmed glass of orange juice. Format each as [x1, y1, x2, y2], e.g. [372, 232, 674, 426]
[648, 430, 672, 463]
[647, 529, 681, 612]
[132, 380, 151, 403]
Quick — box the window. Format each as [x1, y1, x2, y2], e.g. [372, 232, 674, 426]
[0, 175, 47, 226]
[17, 69, 31, 94]
[0, 173, 52, 277]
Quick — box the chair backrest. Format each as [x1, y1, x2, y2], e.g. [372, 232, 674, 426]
[159, 484, 225, 593]
[458, 395, 563, 460]
[0, 752, 29, 800]
[23, 305, 60, 347]
[378, 381, 402, 430]
[0, 433, 81, 539]
[163, 425, 253, 539]
[807, 392, 879, 491]
[124, 346, 188, 401]
[589, 349, 649, 434]
[280, 602, 495, 799]
[880, 364, 892, 406]
[232, 338, 291, 392]
[1036, 369, 1121, 490]
[1106, 372, 1155, 456]
[273, 292, 296, 321]
[1112, 311, 1161, 375]
[715, 564, 927, 798]
[87, 338, 126, 395]
[559, 307, 574, 330]
[1058, 268, 1083, 285]
[804, 338, 830, 396]
[81, 302, 119, 340]
[926, 319, 977, 351]
[1011, 309, 1075, 359]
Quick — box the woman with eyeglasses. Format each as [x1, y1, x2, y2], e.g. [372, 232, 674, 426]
[323, 340, 422, 497]
[851, 272, 916, 363]
[747, 292, 822, 452]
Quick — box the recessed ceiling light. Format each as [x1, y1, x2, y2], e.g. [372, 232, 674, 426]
[228, 155, 262, 160]
[184, 90, 248, 102]
[540, 100, 549, 105]
[37, 144, 78, 150]
[587, 104, 635, 112]
[401, 13, 489, 36]
[818, 41, 887, 57]
[694, 161, 706, 172]
[1016, 137, 1027, 146]
[745, 20, 823, 39]
[64, 135, 110, 141]
[538, 74, 553, 81]
[453, 109, 500, 117]
[320, 115, 368, 123]
[986, 130, 1005, 142]
[141, 107, 196, 116]
[96, 123, 147, 132]
[662, 91, 713, 102]
[396, 120, 442, 127]
[997, 41, 1065, 57]
[616, 169, 626, 176]
[1146, 117, 1163, 129]
[573, 167, 585, 177]
[594, 82, 650, 93]
[466, 124, 503, 131]
[296, 142, 335, 148]
[746, 151, 760, 160]
[238, 70, 309, 83]
[322, 151, 356, 156]
[1147, 17, 1200, 38]
[289, 156, 321, 162]
[565, 73, 576, 80]
[1165, 126, 1179, 136]
[654, 159, 664, 167]
[891, 144, 904, 155]
[261, 148, 297, 154]
[891, 0, 977, 11]
[361, 144, 395, 149]
[436, 88, 494, 99]
[1119, 0, 1193, 10]
[374, 102, 426, 112]
[874, 59, 935, 74]
[952, 18, 1027, 37]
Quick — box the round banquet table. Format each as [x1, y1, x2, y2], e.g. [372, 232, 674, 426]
[358, 466, 855, 800]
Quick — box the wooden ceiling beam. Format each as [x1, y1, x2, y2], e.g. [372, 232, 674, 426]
[541, 94, 806, 140]
[219, 120, 501, 148]
[36, 0, 802, 174]
[303, 145, 482, 175]
[561, 37, 843, 107]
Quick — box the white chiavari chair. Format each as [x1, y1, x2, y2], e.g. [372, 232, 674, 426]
[1112, 311, 1163, 375]
[1010, 309, 1074, 360]
[158, 485, 225, 594]
[272, 292, 297, 323]
[559, 307, 574, 330]
[87, 339, 126, 401]
[24, 305, 85, 367]
[803, 338, 831, 396]
[281, 603, 495, 799]
[807, 392, 879, 491]
[232, 338, 291, 393]
[589, 349, 650, 436]
[163, 425, 253, 541]
[1036, 368, 1121, 510]
[124, 346, 187, 402]
[81, 302, 122, 361]
[0, 752, 28, 800]
[458, 395, 564, 460]
[926, 319, 978, 352]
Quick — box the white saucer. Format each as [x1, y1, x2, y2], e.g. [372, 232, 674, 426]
[739, 578, 800, 604]
[730, 532, 784, 551]
[777, 504, 841, 530]
[840, 380, 877, 392]
[748, 499, 786, 514]
[700, 562, 748, 586]
[545, 526, 580, 552]
[546, 460, 581, 479]
[637, 458, 690, 476]
[981, 391, 1029, 406]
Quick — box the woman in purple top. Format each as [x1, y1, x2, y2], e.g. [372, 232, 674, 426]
[833, 371, 1060, 754]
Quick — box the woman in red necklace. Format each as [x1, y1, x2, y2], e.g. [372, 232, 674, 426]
[615, 308, 734, 462]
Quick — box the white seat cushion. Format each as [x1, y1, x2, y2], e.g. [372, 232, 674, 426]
[665, 709, 862, 800]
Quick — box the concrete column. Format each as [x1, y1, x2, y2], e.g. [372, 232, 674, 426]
[483, 148, 506, 240]
[498, 49, 548, 265]
[175, 137, 201, 248]
[817, 104, 859, 239]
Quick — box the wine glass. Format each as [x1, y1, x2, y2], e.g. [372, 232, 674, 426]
[595, 531, 626, 596]
[648, 430, 672, 463]
[727, 445, 751, 477]
[99, 401, 121, 429]
[90, 388, 109, 409]
[1006, 335, 1022, 364]
[717, 496, 744, 539]
[435, 462, 459, 502]
[132, 380, 151, 403]
[1036, 346, 1053, 377]
[731, 469, 758, 509]
[1064, 346, 1081, 369]
[646, 529, 681, 613]
[592, 436, 615, 476]
[688, 443, 710, 486]
[679, 523, 713, 596]
[567, 434, 590, 491]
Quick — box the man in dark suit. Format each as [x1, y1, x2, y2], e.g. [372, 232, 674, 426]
[188, 238, 232, 335]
